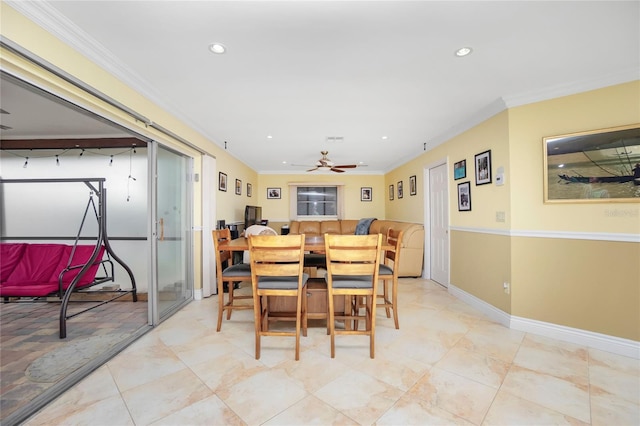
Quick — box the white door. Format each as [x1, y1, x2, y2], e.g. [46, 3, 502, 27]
[429, 163, 449, 286]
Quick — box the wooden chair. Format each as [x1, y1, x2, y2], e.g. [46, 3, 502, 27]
[378, 228, 404, 329]
[248, 234, 308, 361]
[212, 228, 253, 332]
[324, 233, 382, 358]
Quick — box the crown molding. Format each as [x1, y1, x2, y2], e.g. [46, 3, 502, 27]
[502, 67, 640, 108]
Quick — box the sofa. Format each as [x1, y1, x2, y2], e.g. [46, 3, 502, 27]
[0, 243, 112, 297]
[288, 220, 424, 277]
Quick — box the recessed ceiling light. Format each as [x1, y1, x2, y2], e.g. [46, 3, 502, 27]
[381, 136, 388, 140]
[208, 43, 227, 54]
[455, 47, 473, 57]
[267, 135, 273, 139]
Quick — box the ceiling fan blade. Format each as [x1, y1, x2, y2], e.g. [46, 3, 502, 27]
[333, 164, 357, 169]
[306, 167, 319, 172]
[330, 167, 345, 173]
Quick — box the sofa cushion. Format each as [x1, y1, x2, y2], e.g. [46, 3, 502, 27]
[297, 221, 322, 235]
[0, 243, 27, 282]
[0, 282, 59, 297]
[49, 245, 107, 288]
[320, 221, 341, 234]
[5, 244, 66, 284]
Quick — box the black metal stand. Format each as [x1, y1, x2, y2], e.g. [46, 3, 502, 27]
[0, 178, 138, 338]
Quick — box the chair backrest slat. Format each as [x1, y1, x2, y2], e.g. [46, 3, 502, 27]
[325, 234, 382, 279]
[249, 234, 306, 279]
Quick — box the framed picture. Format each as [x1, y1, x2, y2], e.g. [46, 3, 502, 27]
[267, 187, 281, 199]
[409, 175, 417, 196]
[389, 184, 394, 200]
[235, 179, 242, 195]
[218, 172, 227, 191]
[397, 181, 403, 199]
[247, 183, 252, 197]
[457, 181, 471, 211]
[543, 124, 640, 203]
[454, 159, 466, 180]
[475, 150, 492, 185]
[361, 187, 372, 202]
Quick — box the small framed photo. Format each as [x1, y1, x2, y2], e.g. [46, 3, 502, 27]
[218, 172, 227, 191]
[235, 179, 242, 195]
[397, 181, 403, 199]
[389, 184, 394, 201]
[247, 183, 252, 197]
[457, 181, 472, 211]
[475, 150, 492, 185]
[361, 187, 372, 202]
[267, 187, 281, 199]
[409, 175, 417, 196]
[454, 159, 466, 180]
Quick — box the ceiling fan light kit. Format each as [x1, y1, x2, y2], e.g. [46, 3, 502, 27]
[302, 151, 358, 173]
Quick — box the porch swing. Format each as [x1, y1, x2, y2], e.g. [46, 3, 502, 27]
[0, 178, 137, 338]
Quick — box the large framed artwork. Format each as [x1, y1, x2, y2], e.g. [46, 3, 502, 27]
[543, 124, 640, 203]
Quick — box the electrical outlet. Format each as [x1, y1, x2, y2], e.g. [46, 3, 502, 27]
[496, 211, 505, 222]
[503, 282, 510, 294]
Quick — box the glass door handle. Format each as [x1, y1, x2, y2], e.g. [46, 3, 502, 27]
[158, 218, 165, 241]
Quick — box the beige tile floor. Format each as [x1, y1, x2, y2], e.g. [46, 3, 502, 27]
[24, 279, 639, 425]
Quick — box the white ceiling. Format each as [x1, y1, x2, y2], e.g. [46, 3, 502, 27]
[3, 1, 639, 174]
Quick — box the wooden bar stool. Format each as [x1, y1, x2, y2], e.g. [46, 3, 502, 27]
[378, 228, 404, 329]
[324, 233, 382, 359]
[212, 228, 253, 332]
[248, 234, 308, 361]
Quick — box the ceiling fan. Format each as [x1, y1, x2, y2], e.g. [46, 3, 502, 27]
[297, 151, 358, 173]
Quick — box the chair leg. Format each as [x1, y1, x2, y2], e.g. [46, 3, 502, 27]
[253, 293, 262, 360]
[392, 278, 399, 329]
[382, 280, 391, 318]
[226, 284, 234, 320]
[369, 293, 377, 359]
[328, 288, 336, 358]
[216, 281, 225, 332]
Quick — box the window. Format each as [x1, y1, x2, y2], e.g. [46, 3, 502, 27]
[297, 186, 337, 216]
[289, 183, 344, 220]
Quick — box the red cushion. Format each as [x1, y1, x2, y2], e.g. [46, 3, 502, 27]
[50, 245, 106, 288]
[5, 244, 66, 284]
[0, 282, 59, 297]
[0, 243, 27, 282]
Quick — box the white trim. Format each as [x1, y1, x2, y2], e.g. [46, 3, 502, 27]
[193, 289, 203, 301]
[448, 284, 640, 359]
[448, 284, 511, 327]
[450, 226, 640, 243]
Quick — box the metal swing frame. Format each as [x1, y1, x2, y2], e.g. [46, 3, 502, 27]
[0, 178, 137, 338]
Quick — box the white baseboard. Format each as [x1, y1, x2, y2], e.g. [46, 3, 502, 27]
[448, 284, 640, 360]
[194, 289, 203, 300]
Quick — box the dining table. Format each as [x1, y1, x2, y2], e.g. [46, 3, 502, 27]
[218, 234, 392, 252]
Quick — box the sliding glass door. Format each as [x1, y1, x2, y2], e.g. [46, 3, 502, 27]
[150, 143, 193, 322]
